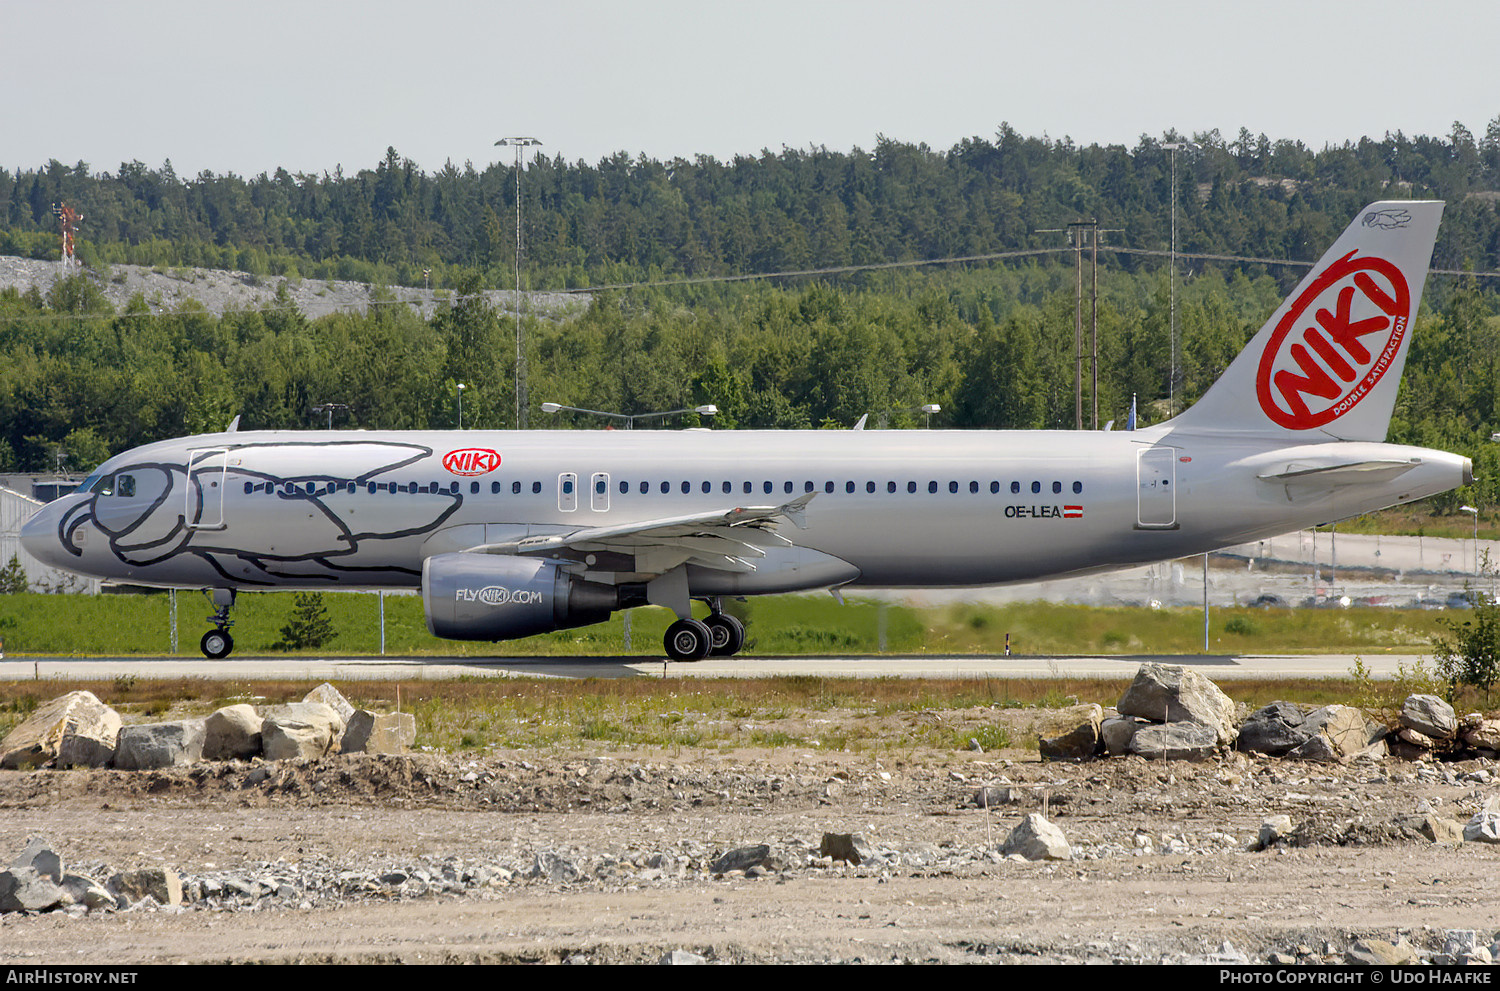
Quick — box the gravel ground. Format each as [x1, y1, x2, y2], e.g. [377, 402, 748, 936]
[3, 713, 1500, 965]
[0, 255, 584, 322]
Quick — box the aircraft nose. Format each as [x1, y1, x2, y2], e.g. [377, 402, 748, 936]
[19, 497, 75, 570]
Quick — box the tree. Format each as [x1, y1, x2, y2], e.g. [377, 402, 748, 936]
[273, 592, 336, 651]
[1433, 580, 1500, 701]
[0, 555, 27, 594]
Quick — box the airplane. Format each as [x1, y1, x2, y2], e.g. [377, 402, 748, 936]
[19, 200, 1470, 661]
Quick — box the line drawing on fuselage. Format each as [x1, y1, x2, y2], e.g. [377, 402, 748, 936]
[20, 200, 1472, 662]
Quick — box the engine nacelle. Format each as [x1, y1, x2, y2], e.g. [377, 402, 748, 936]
[422, 553, 617, 641]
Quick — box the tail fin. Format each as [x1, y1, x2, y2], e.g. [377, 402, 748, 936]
[1169, 200, 1443, 441]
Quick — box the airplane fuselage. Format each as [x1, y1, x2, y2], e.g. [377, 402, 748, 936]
[25, 424, 1470, 594]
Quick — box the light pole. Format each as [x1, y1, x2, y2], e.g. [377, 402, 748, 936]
[495, 136, 542, 430]
[1462, 504, 1479, 578]
[311, 403, 348, 430]
[1162, 141, 1196, 416]
[874, 404, 941, 429]
[540, 402, 718, 429]
[456, 383, 466, 430]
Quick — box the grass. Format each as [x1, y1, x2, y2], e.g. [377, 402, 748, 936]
[0, 589, 1458, 657]
[4, 671, 1484, 755]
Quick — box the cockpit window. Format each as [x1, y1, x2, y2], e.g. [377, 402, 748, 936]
[94, 474, 116, 497]
[117, 474, 136, 498]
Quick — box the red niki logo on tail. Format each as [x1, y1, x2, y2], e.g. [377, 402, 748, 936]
[1255, 250, 1411, 430]
[442, 448, 501, 476]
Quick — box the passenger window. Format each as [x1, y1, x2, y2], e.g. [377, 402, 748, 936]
[1011, 481, 1020, 494]
[597, 479, 607, 495]
[784, 481, 793, 494]
[1073, 481, 1083, 494]
[641, 481, 650, 494]
[1031, 481, 1041, 494]
[825, 481, 835, 494]
[701, 481, 711, 494]
[562, 479, 574, 495]
[907, 481, 916, 494]
[866, 481, 875, 493]
[619, 480, 629, 495]
[764, 481, 773, 494]
[681, 481, 691, 494]
[512, 481, 522, 494]
[492, 481, 501, 494]
[743, 481, 752, 495]
[928, 481, 938, 494]
[804, 481, 814, 493]
[969, 481, 979, 494]
[1052, 481, 1062, 494]
[948, 481, 958, 494]
[531, 481, 541, 494]
[661, 481, 670, 494]
[887, 481, 896, 493]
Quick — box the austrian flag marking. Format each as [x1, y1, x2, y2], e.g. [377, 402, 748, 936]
[1255, 250, 1411, 430]
[442, 448, 502, 476]
[1063, 505, 1084, 519]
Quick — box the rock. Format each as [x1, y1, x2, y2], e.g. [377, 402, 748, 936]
[59, 873, 114, 912]
[302, 683, 356, 724]
[261, 703, 344, 760]
[1258, 815, 1294, 849]
[1396, 814, 1466, 844]
[1347, 938, 1420, 965]
[0, 691, 121, 770]
[0, 867, 67, 913]
[108, 868, 183, 908]
[10, 837, 62, 883]
[970, 784, 1019, 808]
[1117, 664, 1236, 745]
[1038, 704, 1103, 760]
[819, 833, 871, 865]
[1463, 718, 1500, 751]
[710, 844, 771, 874]
[1298, 705, 1379, 758]
[999, 814, 1071, 861]
[203, 704, 264, 760]
[1234, 701, 1308, 756]
[114, 720, 206, 770]
[1401, 694, 1457, 741]
[1100, 715, 1148, 756]
[341, 710, 416, 755]
[1463, 798, 1500, 843]
[1128, 720, 1218, 760]
[1286, 733, 1342, 762]
[527, 852, 579, 883]
[1397, 727, 1436, 749]
[659, 950, 707, 965]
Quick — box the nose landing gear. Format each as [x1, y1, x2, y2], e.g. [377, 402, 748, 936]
[200, 588, 236, 659]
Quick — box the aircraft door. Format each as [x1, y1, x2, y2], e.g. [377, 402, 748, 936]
[590, 472, 610, 512]
[1136, 447, 1177, 529]
[186, 448, 229, 530]
[558, 472, 578, 512]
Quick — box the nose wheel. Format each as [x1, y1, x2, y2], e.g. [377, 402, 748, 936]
[200, 629, 234, 659]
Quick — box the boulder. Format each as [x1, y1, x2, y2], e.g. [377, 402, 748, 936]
[341, 710, 416, 755]
[0, 691, 121, 770]
[1100, 715, 1149, 756]
[1396, 814, 1465, 844]
[114, 720, 206, 770]
[302, 683, 356, 725]
[59, 873, 114, 911]
[1286, 733, 1343, 762]
[1462, 718, 1500, 751]
[0, 867, 66, 913]
[1299, 705, 1378, 757]
[261, 703, 344, 760]
[203, 704, 263, 760]
[107, 868, 182, 908]
[1235, 701, 1308, 756]
[1117, 664, 1236, 745]
[999, 814, 1071, 861]
[819, 833, 872, 866]
[1347, 938, 1420, 966]
[1258, 814, 1294, 849]
[1037, 704, 1103, 760]
[1128, 720, 1218, 761]
[1401, 694, 1457, 741]
[710, 844, 772, 874]
[1464, 798, 1500, 844]
[11, 837, 62, 883]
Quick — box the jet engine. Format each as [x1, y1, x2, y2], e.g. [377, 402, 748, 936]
[422, 553, 618, 641]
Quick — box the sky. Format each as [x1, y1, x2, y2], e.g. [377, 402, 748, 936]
[4, 0, 1499, 178]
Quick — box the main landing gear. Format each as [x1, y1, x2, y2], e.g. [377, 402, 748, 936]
[663, 600, 745, 662]
[200, 589, 236, 659]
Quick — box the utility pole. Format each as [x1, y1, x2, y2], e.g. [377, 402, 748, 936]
[51, 203, 82, 267]
[1037, 220, 1120, 429]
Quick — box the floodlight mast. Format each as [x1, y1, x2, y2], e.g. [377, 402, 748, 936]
[496, 137, 543, 429]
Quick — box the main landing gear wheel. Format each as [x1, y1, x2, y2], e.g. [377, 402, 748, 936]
[704, 613, 745, 656]
[200, 629, 233, 659]
[664, 618, 714, 662]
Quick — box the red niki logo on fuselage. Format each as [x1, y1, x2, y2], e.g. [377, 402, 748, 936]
[1255, 250, 1411, 430]
[442, 448, 501, 476]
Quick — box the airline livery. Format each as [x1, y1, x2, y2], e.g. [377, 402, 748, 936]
[20, 201, 1470, 660]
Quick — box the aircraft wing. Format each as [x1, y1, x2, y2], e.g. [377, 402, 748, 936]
[466, 492, 816, 575]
